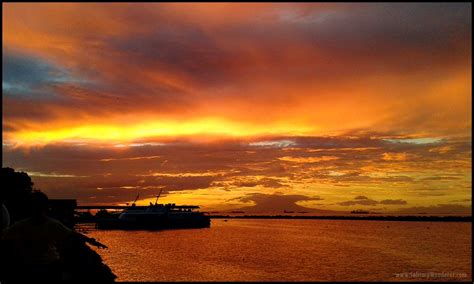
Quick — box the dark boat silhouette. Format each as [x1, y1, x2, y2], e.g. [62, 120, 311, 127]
[96, 192, 210, 230]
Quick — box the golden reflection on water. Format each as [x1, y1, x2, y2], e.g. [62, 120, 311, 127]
[87, 219, 472, 281]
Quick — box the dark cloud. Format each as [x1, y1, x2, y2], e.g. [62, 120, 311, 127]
[379, 199, 408, 205]
[30, 173, 214, 204]
[338, 198, 378, 206]
[287, 3, 471, 68]
[2, 51, 85, 98]
[420, 176, 460, 181]
[229, 177, 287, 189]
[108, 27, 237, 87]
[354, 195, 369, 200]
[338, 196, 408, 206]
[154, 175, 214, 191]
[228, 192, 332, 213]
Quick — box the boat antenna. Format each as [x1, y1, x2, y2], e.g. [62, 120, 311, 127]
[132, 192, 139, 206]
[154, 189, 162, 206]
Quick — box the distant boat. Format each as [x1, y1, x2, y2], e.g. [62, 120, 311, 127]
[96, 192, 210, 230]
[350, 209, 370, 214]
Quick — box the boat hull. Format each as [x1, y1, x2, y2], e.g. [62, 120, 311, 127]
[96, 215, 211, 230]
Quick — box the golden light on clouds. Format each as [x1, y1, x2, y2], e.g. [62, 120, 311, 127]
[3, 3, 471, 214]
[7, 117, 316, 146]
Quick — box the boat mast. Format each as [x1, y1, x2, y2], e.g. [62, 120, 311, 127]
[154, 189, 162, 206]
[132, 193, 139, 206]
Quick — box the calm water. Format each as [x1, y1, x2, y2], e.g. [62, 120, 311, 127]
[86, 219, 472, 282]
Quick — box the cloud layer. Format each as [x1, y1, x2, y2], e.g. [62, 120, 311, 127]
[3, 3, 471, 214]
[3, 135, 471, 214]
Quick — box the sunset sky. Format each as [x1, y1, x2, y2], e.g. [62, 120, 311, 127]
[3, 3, 472, 214]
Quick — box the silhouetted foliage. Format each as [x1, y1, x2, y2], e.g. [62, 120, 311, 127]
[58, 235, 117, 282]
[1, 167, 34, 223]
[0, 167, 116, 282]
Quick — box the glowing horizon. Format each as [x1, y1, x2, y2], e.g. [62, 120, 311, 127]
[6, 117, 320, 147]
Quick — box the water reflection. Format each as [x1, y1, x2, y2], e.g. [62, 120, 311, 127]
[87, 219, 472, 281]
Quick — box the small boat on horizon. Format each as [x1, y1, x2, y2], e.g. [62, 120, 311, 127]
[350, 209, 370, 214]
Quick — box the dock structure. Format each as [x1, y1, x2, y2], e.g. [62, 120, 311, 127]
[76, 205, 199, 210]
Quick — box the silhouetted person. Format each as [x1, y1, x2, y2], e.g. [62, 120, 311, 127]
[1, 191, 108, 282]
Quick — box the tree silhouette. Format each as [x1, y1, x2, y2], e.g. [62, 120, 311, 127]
[1, 167, 34, 224]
